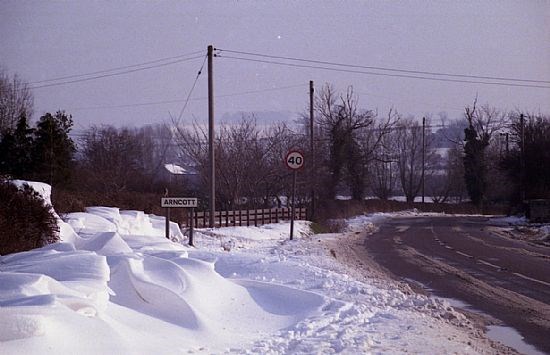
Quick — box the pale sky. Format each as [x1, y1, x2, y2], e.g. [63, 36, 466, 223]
[1, 0, 549, 129]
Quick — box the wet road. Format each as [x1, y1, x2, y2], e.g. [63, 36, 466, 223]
[364, 215, 550, 353]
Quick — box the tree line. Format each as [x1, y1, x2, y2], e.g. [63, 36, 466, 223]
[1, 70, 549, 216]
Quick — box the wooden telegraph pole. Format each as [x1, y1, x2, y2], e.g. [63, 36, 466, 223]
[208, 45, 215, 228]
[309, 80, 315, 219]
[520, 113, 525, 203]
[421, 116, 426, 203]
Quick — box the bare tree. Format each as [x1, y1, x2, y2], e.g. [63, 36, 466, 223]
[216, 118, 262, 208]
[79, 126, 155, 193]
[262, 122, 304, 207]
[463, 99, 507, 207]
[0, 70, 34, 135]
[370, 130, 398, 200]
[172, 119, 214, 210]
[393, 117, 434, 203]
[429, 116, 468, 203]
[503, 112, 550, 201]
[315, 84, 375, 200]
[174, 117, 303, 209]
[362, 108, 399, 199]
[139, 123, 177, 184]
[431, 141, 467, 203]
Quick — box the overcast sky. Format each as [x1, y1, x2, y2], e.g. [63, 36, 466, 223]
[1, 0, 549, 129]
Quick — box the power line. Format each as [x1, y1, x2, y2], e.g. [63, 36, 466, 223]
[28, 55, 205, 90]
[217, 48, 550, 85]
[29, 50, 204, 84]
[217, 54, 550, 89]
[213, 83, 307, 99]
[174, 55, 208, 124]
[151, 55, 208, 182]
[68, 84, 307, 111]
[355, 91, 465, 113]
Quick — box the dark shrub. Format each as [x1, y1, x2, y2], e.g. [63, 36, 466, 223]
[0, 181, 59, 255]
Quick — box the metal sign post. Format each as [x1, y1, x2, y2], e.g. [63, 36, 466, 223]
[189, 207, 195, 246]
[161, 197, 198, 244]
[285, 151, 304, 240]
[165, 206, 171, 240]
[290, 170, 297, 240]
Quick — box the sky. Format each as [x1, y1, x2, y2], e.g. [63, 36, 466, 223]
[1, 0, 549, 130]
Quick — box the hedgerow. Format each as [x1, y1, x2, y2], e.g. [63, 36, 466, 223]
[0, 181, 59, 255]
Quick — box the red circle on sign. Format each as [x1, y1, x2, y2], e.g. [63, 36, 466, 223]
[285, 150, 305, 170]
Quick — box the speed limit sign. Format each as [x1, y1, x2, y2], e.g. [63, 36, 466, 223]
[286, 150, 304, 170]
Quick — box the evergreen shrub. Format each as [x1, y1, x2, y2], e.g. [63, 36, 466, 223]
[0, 181, 59, 255]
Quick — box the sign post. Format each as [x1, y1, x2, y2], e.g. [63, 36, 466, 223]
[165, 206, 171, 240]
[285, 151, 304, 240]
[189, 208, 195, 246]
[161, 197, 198, 244]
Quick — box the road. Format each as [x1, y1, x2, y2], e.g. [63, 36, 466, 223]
[364, 215, 550, 353]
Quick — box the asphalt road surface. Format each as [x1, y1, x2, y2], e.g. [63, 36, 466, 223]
[364, 215, 550, 353]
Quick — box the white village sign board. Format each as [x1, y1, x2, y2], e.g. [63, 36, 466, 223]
[161, 197, 198, 208]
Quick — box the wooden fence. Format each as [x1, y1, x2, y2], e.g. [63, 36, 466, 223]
[182, 207, 307, 228]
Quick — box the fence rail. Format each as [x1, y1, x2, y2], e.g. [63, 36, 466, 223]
[182, 207, 307, 228]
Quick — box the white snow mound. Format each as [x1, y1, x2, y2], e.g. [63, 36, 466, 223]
[0, 181, 498, 354]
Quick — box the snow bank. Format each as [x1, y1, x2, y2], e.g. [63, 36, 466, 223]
[11, 180, 53, 205]
[64, 207, 183, 241]
[199, 233, 483, 354]
[0, 183, 324, 353]
[1, 181, 499, 353]
[345, 213, 391, 233]
[492, 215, 528, 225]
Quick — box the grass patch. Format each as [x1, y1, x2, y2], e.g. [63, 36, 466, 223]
[310, 222, 330, 234]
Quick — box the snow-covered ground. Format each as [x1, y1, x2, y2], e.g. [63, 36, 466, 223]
[1, 182, 509, 354]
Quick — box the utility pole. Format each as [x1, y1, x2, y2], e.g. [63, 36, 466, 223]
[520, 113, 525, 203]
[207, 45, 215, 227]
[309, 80, 315, 219]
[499, 132, 510, 156]
[421, 116, 426, 203]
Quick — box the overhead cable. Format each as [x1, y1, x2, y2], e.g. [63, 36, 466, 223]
[217, 48, 550, 85]
[29, 55, 205, 90]
[69, 84, 307, 111]
[29, 50, 204, 85]
[174, 55, 208, 124]
[217, 54, 550, 89]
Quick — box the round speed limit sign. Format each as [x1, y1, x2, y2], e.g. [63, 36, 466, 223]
[285, 151, 304, 170]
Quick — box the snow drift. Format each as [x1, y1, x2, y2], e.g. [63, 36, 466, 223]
[0, 182, 501, 353]
[0, 182, 325, 353]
